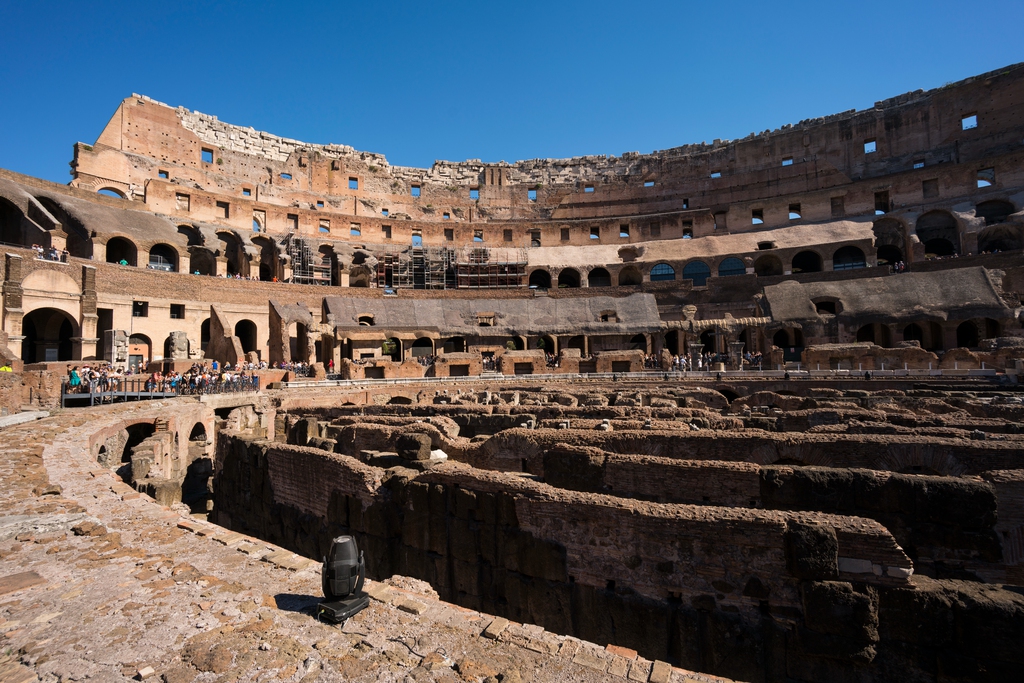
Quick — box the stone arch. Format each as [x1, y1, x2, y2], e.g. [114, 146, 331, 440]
[251, 235, 280, 282]
[872, 217, 906, 265]
[618, 266, 642, 286]
[21, 307, 78, 363]
[529, 269, 551, 289]
[234, 320, 258, 355]
[650, 263, 676, 282]
[717, 257, 746, 277]
[557, 268, 580, 288]
[956, 321, 979, 349]
[978, 224, 1023, 253]
[856, 323, 891, 347]
[791, 250, 822, 273]
[128, 333, 152, 369]
[442, 336, 466, 353]
[975, 199, 1015, 226]
[753, 254, 783, 276]
[96, 187, 127, 199]
[35, 196, 93, 258]
[411, 337, 434, 358]
[177, 224, 203, 246]
[188, 248, 217, 276]
[588, 267, 611, 287]
[629, 334, 648, 352]
[217, 231, 247, 276]
[384, 337, 402, 362]
[147, 243, 179, 272]
[105, 236, 137, 266]
[916, 210, 960, 256]
[682, 261, 711, 286]
[832, 245, 866, 270]
[200, 318, 211, 353]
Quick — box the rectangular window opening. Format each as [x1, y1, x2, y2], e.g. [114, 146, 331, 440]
[411, 185, 421, 197]
[316, 200, 324, 208]
[350, 223, 361, 236]
[287, 213, 298, 230]
[175, 193, 190, 212]
[710, 171, 722, 179]
[644, 180, 655, 187]
[789, 203, 802, 220]
[348, 177, 359, 190]
[280, 172, 292, 180]
[913, 160, 925, 169]
[382, 225, 392, 239]
[469, 188, 480, 200]
[560, 228, 570, 241]
[528, 189, 538, 202]
[170, 304, 185, 320]
[619, 224, 630, 238]
[584, 185, 594, 193]
[132, 301, 149, 318]
[864, 139, 877, 154]
[158, 170, 169, 179]
[216, 201, 230, 219]
[530, 231, 540, 247]
[201, 148, 214, 164]
[590, 227, 600, 240]
[830, 196, 845, 218]
[650, 222, 661, 237]
[411, 231, 422, 247]
[242, 188, 251, 197]
[874, 191, 890, 215]
[444, 228, 453, 241]
[922, 179, 939, 199]
[381, 208, 388, 217]
[978, 167, 995, 188]
[503, 229, 513, 243]
[751, 209, 764, 225]
[682, 198, 689, 209]
[319, 219, 330, 233]
[474, 230, 484, 242]
[782, 157, 793, 167]
[962, 114, 978, 130]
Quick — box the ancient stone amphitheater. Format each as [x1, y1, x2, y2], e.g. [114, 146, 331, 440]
[1, 63, 1023, 683]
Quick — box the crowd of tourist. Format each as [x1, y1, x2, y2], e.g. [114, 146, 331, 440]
[32, 244, 69, 263]
[146, 363, 259, 394]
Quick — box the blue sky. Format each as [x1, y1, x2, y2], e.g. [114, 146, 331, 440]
[3, 1, 1023, 184]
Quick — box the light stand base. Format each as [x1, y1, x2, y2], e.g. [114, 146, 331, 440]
[316, 591, 369, 623]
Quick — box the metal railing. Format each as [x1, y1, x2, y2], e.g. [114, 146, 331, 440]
[61, 375, 260, 407]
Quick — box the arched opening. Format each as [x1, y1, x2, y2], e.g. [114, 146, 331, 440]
[147, 244, 178, 272]
[252, 236, 280, 282]
[529, 269, 551, 289]
[876, 245, 904, 266]
[188, 248, 217, 276]
[0, 197, 25, 246]
[442, 336, 466, 353]
[872, 218, 906, 266]
[182, 456, 214, 516]
[289, 323, 310, 362]
[411, 337, 434, 358]
[856, 324, 891, 347]
[319, 245, 339, 286]
[538, 335, 557, 354]
[665, 330, 680, 355]
[21, 307, 77, 363]
[358, 315, 375, 326]
[116, 422, 157, 484]
[588, 268, 611, 287]
[984, 318, 1001, 339]
[629, 334, 648, 352]
[791, 251, 822, 273]
[189, 423, 207, 442]
[217, 232, 247, 277]
[772, 330, 790, 348]
[978, 225, 1023, 253]
[384, 337, 402, 362]
[178, 225, 203, 246]
[105, 237, 137, 266]
[753, 255, 783, 277]
[509, 337, 526, 351]
[682, 261, 711, 286]
[35, 196, 92, 258]
[717, 257, 746, 278]
[903, 323, 924, 344]
[128, 334, 151, 371]
[699, 330, 716, 354]
[97, 187, 126, 199]
[916, 211, 960, 257]
[388, 396, 414, 405]
[558, 268, 581, 288]
[650, 263, 676, 282]
[956, 321, 979, 349]
[618, 266, 642, 286]
[976, 200, 1015, 226]
[164, 334, 189, 361]
[718, 389, 739, 403]
[567, 335, 586, 353]
[832, 246, 866, 270]
[200, 318, 211, 353]
[234, 320, 258, 355]
[349, 266, 372, 288]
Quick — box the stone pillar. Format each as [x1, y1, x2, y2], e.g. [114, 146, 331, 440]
[79, 265, 99, 360]
[729, 340, 746, 368]
[2, 253, 25, 360]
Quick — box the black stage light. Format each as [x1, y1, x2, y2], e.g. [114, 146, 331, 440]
[316, 535, 369, 623]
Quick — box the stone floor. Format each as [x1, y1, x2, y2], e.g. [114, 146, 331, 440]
[0, 401, 737, 683]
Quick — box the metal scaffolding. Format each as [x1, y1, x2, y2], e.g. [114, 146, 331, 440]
[373, 245, 527, 290]
[289, 238, 331, 285]
[455, 247, 528, 289]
